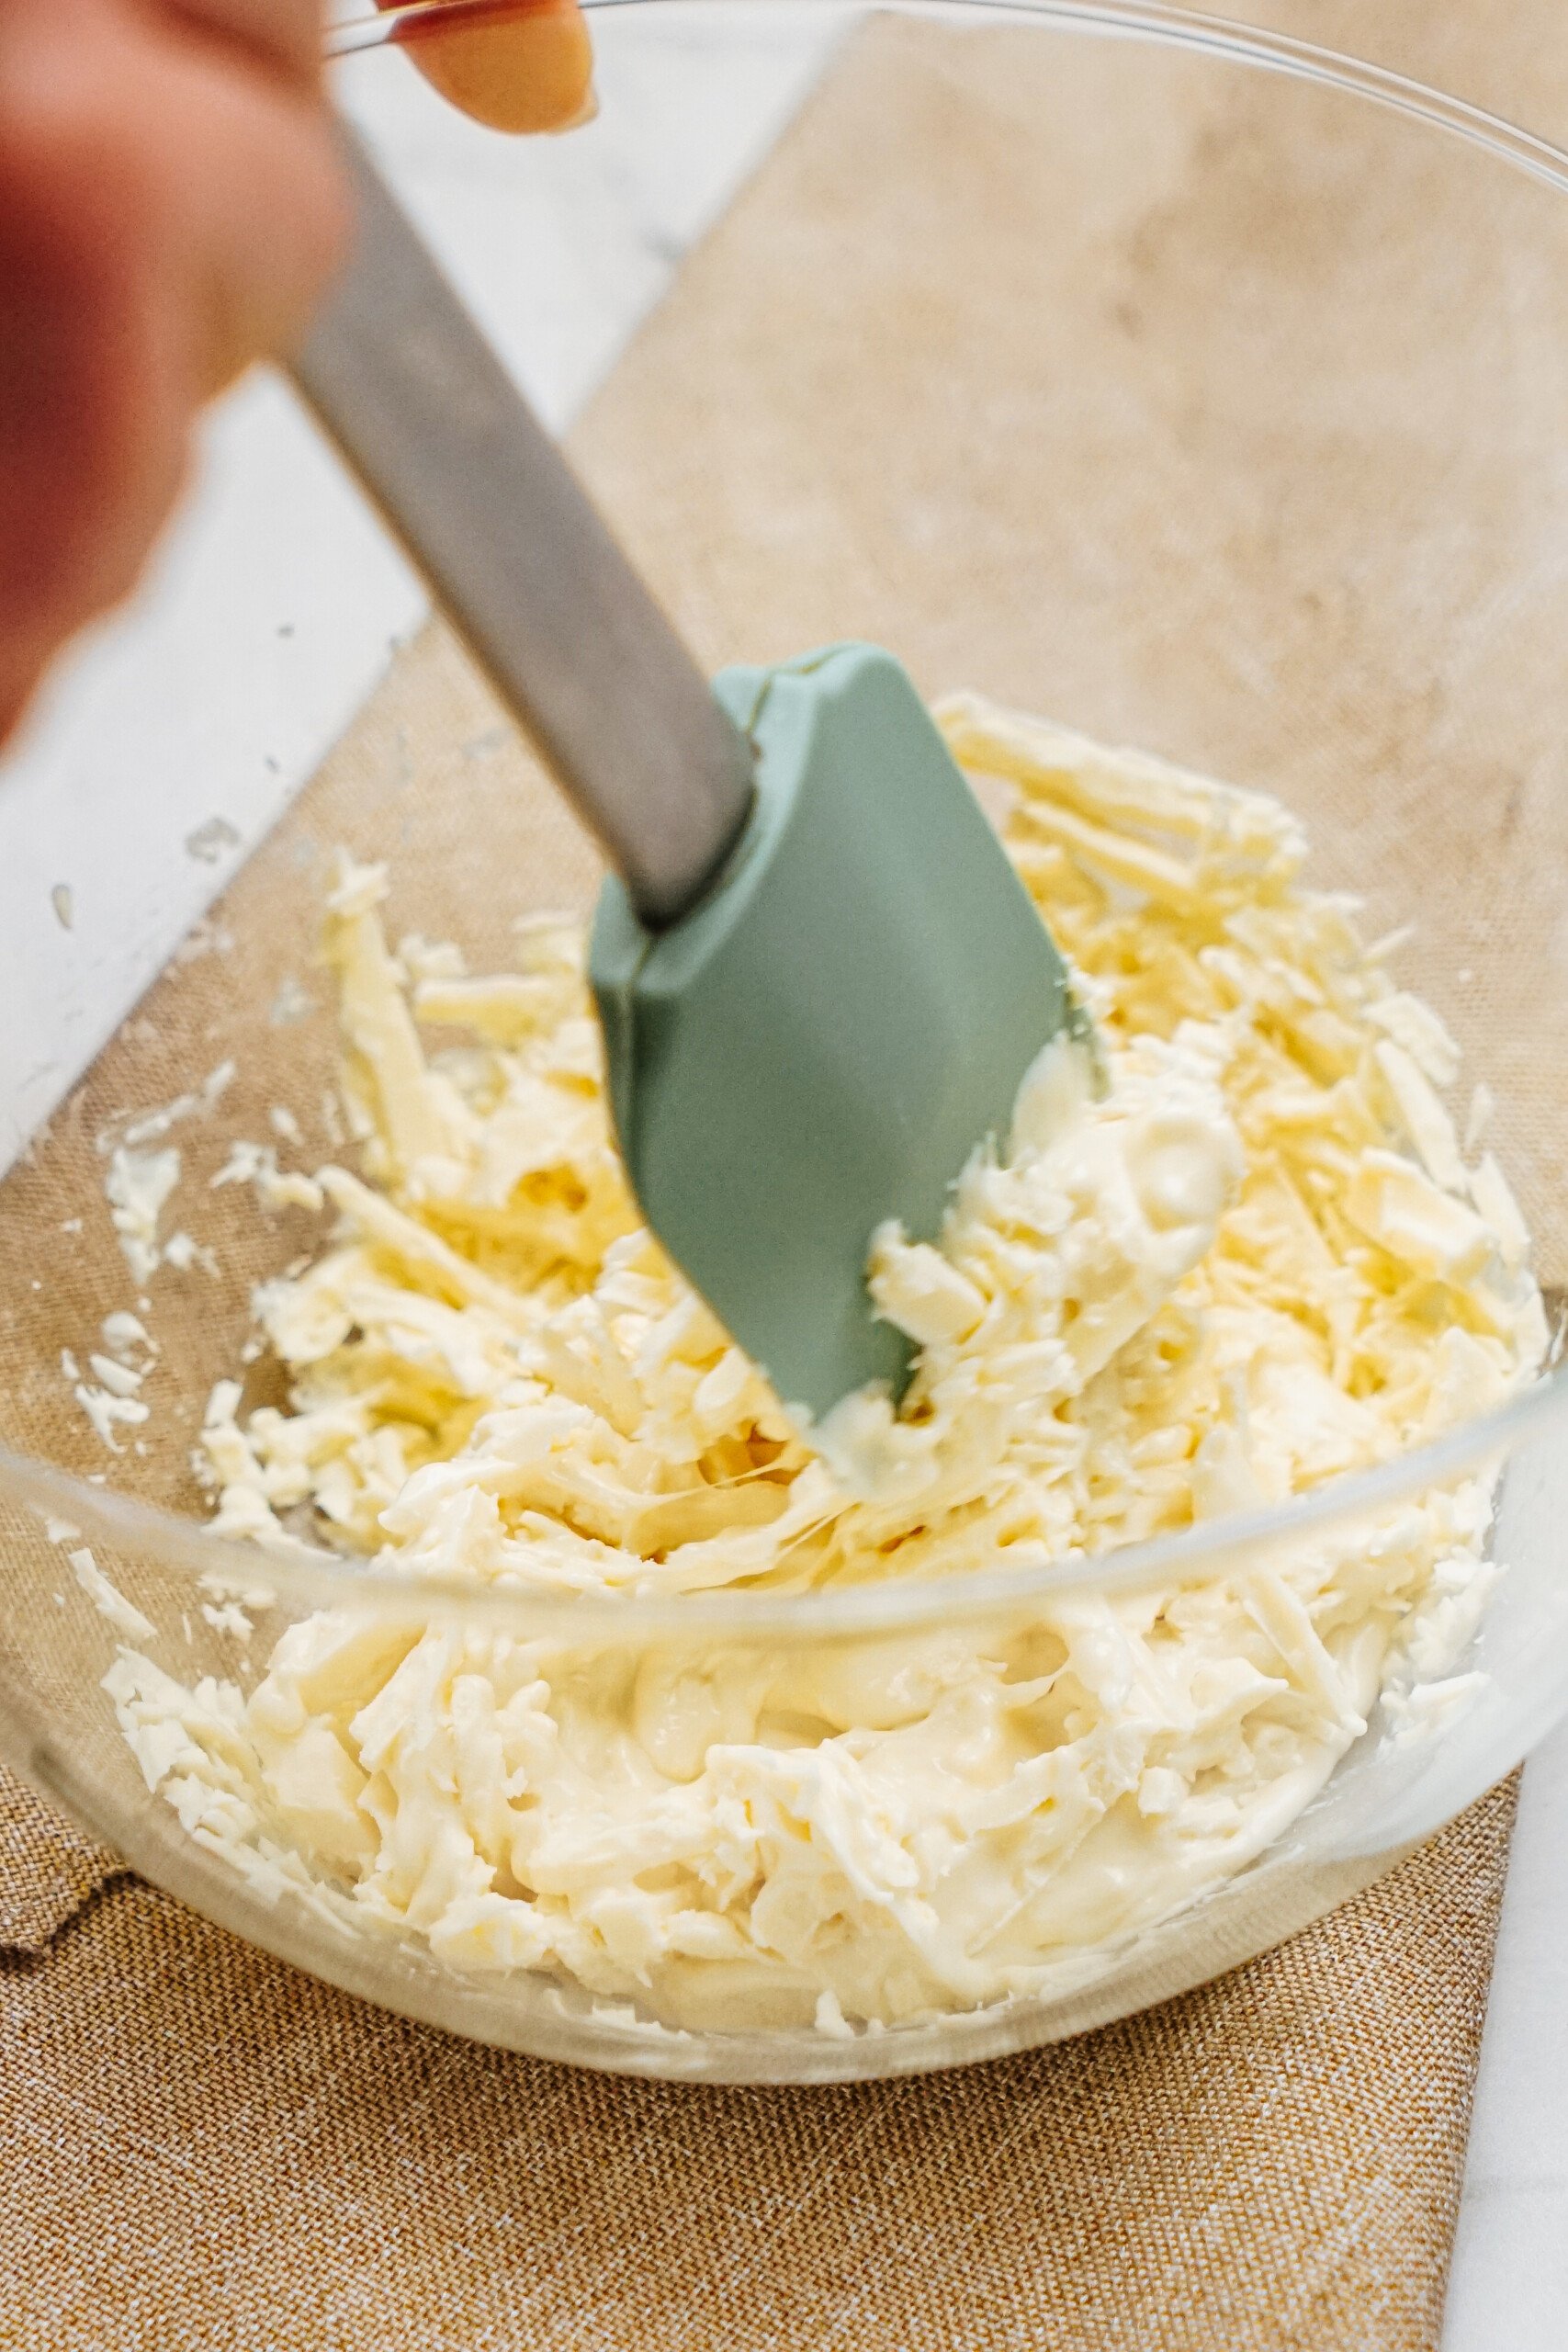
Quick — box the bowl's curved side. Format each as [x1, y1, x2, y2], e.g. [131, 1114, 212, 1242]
[0, 1681, 1412, 2083]
[5, 0, 1568, 2076]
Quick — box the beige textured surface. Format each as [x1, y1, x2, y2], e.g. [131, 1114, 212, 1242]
[2, 5, 1564, 2342]
[0, 1761, 120, 1953]
[0, 1779, 1518, 2352]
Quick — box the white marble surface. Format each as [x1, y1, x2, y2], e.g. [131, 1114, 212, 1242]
[1441, 1722, 1568, 2350]
[0, 13, 1556, 2340]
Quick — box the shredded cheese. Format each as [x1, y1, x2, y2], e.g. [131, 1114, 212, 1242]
[105, 695, 1543, 2035]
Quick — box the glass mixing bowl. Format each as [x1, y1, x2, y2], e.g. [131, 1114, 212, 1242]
[2, 0, 1567, 2082]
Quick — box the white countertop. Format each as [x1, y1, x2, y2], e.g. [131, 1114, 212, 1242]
[1442, 1727, 1568, 2348]
[0, 17, 1557, 2339]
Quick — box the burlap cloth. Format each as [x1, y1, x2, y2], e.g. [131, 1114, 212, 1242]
[5, 6, 1568, 2344]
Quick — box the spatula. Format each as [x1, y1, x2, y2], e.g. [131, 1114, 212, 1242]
[292, 135, 1075, 1426]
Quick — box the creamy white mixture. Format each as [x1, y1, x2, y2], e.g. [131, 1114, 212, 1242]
[104, 695, 1544, 2033]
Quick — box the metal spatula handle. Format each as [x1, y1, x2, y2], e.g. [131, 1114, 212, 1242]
[290, 132, 755, 928]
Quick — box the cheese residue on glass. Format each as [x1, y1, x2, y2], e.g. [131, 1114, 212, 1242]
[106, 695, 1545, 2034]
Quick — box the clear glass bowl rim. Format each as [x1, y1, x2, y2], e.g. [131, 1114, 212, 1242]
[6, 0, 1566, 1642]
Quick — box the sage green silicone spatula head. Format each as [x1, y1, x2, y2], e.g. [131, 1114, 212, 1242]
[294, 148, 1075, 1430]
[590, 644, 1073, 1423]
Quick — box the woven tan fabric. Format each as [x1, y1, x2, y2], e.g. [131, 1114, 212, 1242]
[0, 1778, 1518, 2352]
[2, 6, 1565, 2344]
[0, 1762, 120, 1953]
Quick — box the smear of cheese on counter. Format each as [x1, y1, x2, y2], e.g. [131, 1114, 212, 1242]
[105, 696, 1545, 2034]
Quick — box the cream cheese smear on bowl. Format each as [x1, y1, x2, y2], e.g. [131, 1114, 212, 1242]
[99, 693, 1545, 2036]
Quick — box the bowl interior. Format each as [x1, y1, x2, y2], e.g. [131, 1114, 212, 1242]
[2, 0, 1567, 2076]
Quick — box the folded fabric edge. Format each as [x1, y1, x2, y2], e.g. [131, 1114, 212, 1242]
[0, 1759, 127, 1955]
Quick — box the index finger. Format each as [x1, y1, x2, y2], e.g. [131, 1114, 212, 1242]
[376, 0, 595, 135]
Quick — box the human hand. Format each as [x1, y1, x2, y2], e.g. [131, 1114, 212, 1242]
[0, 0, 350, 743]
